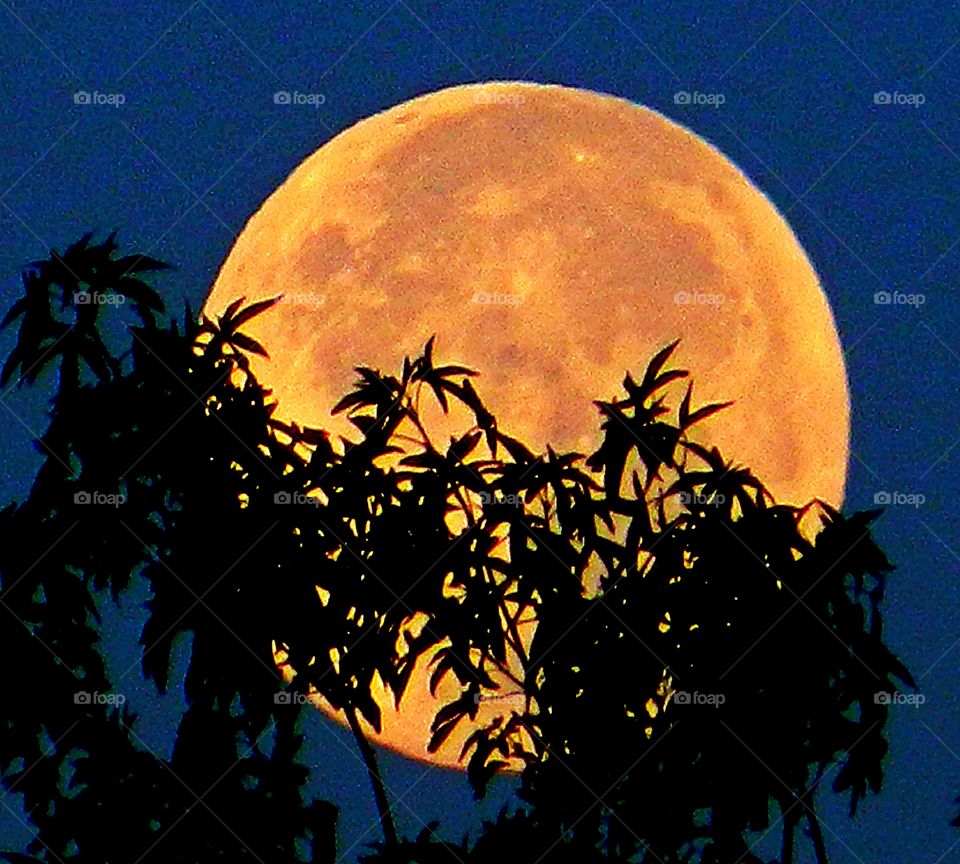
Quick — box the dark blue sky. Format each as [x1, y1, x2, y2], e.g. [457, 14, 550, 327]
[2, 2, 959, 861]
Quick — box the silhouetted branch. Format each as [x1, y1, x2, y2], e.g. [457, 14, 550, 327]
[348, 705, 399, 849]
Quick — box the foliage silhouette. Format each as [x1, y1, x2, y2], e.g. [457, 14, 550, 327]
[0, 236, 335, 862]
[0, 234, 917, 864]
[333, 340, 915, 864]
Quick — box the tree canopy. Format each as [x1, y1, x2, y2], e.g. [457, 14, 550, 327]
[0, 234, 921, 864]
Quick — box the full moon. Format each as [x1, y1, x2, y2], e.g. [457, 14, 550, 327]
[206, 81, 850, 767]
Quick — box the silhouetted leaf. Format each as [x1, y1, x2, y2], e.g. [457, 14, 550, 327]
[230, 331, 269, 357]
[232, 295, 282, 328]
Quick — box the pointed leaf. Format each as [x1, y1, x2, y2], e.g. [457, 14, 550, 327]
[233, 295, 283, 327]
[230, 331, 269, 357]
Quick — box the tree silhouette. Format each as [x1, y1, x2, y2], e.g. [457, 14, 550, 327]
[1, 232, 166, 390]
[0, 236, 335, 862]
[333, 345, 916, 864]
[1, 233, 168, 490]
[0, 234, 918, 864]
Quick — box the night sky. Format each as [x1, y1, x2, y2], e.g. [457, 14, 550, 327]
[2, 2, 959, 862]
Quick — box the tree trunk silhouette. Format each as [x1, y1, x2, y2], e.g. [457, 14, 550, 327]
[801, 776, 829, 864]
[346, 705, 398, 849]
[780, 799, 800, 864]
[805, 806, 829, 864]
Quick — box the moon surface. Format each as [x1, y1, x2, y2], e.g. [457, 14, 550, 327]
[206, 81, 850, 767]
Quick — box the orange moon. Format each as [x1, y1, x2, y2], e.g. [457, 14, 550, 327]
[206, 81, 849, 767]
